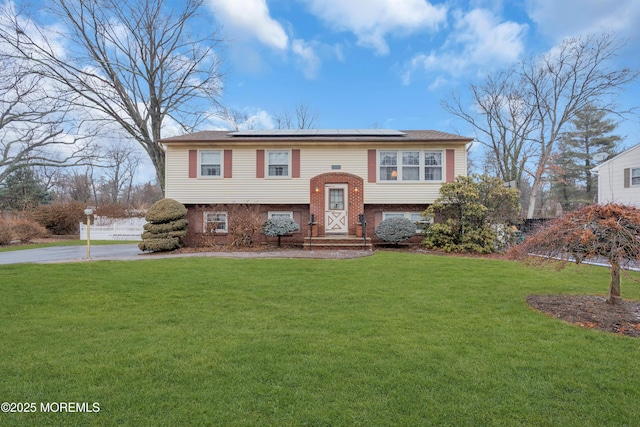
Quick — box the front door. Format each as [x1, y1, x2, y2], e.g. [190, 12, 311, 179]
[325, 184, 348, 234]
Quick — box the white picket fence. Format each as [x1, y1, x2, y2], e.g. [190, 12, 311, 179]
[80, 216, 146, 241]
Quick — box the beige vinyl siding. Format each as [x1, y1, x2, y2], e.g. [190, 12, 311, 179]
[165, 145, 467, 205]
[364, 146, 466, 204]
[166, 147, 308, 204]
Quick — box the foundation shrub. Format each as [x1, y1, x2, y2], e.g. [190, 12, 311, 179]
[143, 219, 189, 234]
[263, 216, 299, 247]
[145, 198, 188, 223]
[139, 198, 188, 252]
[139, 237, 182, 252]
[375, 217, 417, 244]
[227, 204, 262, 247]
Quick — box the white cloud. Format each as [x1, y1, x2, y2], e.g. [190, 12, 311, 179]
[303, 0, 447, 55]
[402, 8, 526, 85]
[292, 39, 321, 79]
[526, 0, 640, 40]
[206, 0, 288, 50]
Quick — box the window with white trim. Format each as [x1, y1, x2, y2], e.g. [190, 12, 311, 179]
[268, 211, 293, 219]
[379, 151, 398, 181]
[632, 168, 640, 186]
[200, 150, 222, 177]
[378, 150, 443, 182]
[402, 151, 420, 181]
[424, 151, 442, 181]
[204, 212, 227, 233]
[267, 150, 290, 177]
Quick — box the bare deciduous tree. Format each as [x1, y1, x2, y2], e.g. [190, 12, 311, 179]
[444, 33, 638, 218]
[443, 70, 535, 189]
[0, 0, 224, 193]
[217, 108, 257, 131]
[274, 102, 320, 129]
[97, 142, 142, 204]
[0, 56, 91, 184]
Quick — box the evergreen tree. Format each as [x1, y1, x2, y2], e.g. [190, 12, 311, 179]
[0, 167, 51, 211]
[551, 105, 620, 210]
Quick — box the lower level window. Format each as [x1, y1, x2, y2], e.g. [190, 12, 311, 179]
[204, 212, 227, 233]
[268, 211, 293, 219]
[383, 212, 430, 232]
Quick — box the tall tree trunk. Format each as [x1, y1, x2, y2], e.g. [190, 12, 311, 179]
[607, 261, 622, 305]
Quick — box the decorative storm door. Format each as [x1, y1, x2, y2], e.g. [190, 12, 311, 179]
[325, 184, 348, 234]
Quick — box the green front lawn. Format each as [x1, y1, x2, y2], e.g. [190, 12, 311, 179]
[1, 253, 639, 426]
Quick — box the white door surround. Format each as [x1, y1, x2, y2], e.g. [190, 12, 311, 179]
[325, 183, 348, 234]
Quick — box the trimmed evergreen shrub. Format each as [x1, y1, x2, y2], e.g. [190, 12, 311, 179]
[138, 198, 189, 252]
[145, 198, 188, 223]
[375, 217, 417, 244]
[138, 237, 182, 252]
[263, 217, 299, 246]
[143, 219, 189, 234]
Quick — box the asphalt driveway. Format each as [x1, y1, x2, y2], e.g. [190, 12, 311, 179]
[0, 244, 143, 265]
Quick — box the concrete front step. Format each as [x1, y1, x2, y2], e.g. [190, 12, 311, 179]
[303, 236, 372, 250]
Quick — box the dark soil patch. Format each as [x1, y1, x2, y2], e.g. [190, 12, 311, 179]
[527, 294, 640, 338]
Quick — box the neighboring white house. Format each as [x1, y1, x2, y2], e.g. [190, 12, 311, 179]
[592, 143, 640, 207]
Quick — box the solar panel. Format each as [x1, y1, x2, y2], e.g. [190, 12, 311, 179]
[229, 129, 406, 137]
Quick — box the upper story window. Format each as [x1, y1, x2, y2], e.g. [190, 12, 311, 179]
[267, 150, 290, 177]
[424, 151, 443, 181]
[632, 168, 640, 186]
[379, 150, 443, 182]
[379, 151, 398, 181]
[200, 150, 222, 177]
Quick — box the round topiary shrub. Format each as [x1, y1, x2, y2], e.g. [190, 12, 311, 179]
[263, 216, 299, 246]
[139, 198, 189, 252]
[143, 219, 189, 234]
[375, 217, 417, 245]
[145, 198, 188, 223]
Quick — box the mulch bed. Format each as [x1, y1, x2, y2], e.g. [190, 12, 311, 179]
[527, 294, 640, 338]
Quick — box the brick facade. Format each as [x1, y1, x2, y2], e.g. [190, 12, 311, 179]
[309, 172, 364, 236]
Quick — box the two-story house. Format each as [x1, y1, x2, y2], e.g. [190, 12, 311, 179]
[161, 129, 472, 246]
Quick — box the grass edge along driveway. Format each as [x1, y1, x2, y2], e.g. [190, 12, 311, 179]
[1, 252, 639, 426]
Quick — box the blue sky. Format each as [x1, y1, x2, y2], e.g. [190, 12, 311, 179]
[203, 0, 640, 147]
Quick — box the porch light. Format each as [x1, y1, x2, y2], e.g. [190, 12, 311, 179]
[354, 186, 359, 192]
[315, 185, 319, 192]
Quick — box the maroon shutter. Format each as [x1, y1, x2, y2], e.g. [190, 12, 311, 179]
[292, 149, 300, 178]
[224, 150, 232, 178]
[446, 149, 455, 182]
[256, 150, 265, 178]
[368, 150, 376, 183]
[188, 150, 197, 178]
